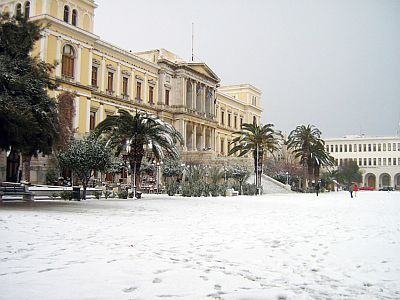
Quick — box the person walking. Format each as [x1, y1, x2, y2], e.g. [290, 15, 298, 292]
[353, 183, 359, 197]
[349, 184, 354, 198]
[315, 181, 320, 196]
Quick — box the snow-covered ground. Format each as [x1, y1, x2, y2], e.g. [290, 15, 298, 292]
[1, 191, 399, 299]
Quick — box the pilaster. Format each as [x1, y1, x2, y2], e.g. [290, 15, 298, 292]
[88, 49, 93, 86]
[130, 68, 135, 100]
[40, 32, 48, 61]
[116, 63, 121, 96]
[100, 57, 106, 92]
[193, 125, 197, 151]
[76, 45, 82, 83]
[85, 99, 91, 133]
[55, 36, 62, 77]
[144, 73, 148, 103]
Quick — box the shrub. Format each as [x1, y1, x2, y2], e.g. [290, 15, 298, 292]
[118, 190, 128, 199]
[94, 191, 102, 199]
[166, 181, 179, 196]
[51, 192, 59, 199]
[60, 190, 73, 200]
[181, 182, 191, 197]
[104, 190, 112, 199]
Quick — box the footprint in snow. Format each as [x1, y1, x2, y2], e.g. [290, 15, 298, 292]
[153, 278, 162, 283]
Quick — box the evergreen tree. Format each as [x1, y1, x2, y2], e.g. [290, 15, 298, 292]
[337, 160, 363, 186]
[0, 14, 59, 181]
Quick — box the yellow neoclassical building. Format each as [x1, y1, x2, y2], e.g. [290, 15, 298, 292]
[0, 0, 262, 183]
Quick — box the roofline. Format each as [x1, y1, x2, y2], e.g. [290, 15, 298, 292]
[219, 84, 262, 94]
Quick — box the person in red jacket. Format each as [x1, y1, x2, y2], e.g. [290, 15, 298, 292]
[353, 183, 359, 197]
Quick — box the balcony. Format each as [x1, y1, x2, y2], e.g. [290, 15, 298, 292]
[106, 89, 114, 96]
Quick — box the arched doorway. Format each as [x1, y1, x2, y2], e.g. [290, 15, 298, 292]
[364, 173, 376, 189]
[379, 173, 391, 188]
[6, 150, 20, 182]
[394, 173, 400, 190]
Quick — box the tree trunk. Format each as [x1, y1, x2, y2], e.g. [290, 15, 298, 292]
[21, 154, 31, 183]
[82, 183, 87, 200]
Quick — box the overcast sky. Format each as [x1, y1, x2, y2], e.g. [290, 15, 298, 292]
[94, 0, 400, 138]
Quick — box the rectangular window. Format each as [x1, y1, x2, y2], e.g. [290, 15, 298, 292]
[326, 145, 329, 152]
[388, 158, 392, 166]
[220, 139, 224, 154]
[331, 145, 334, 152]
[228, 114, 231, 127]
[240, 117, 243, 127]
[122, 77, 128, 96]
[368, 158, 371, 166]
[373, 158, 376, 166]
[378, 144, 381, 151]
[383, 158, 386, 166]
[363, 144, 366, 152]
[335, 145, 338, 152]
[107, 72, 114, 92]
[165, 89, 170, 106]
[364, 158, 367, 166]
[368, 144, 371, 152]
[354, 144, 357, 152]
[340, 145, 343, 152]
[383, 143, 386, 151]
[89, 111, 96, 131]
[358, 158, 362, 166]
[398, 143, 400, 151]
[393, 143, 396, 151]
[149, 86, 154, 104]
[344, 144, 347, 152]
[388, 143, 391, 151]
[221, 111, 225, 125]
[373, 144, 376, 151]
[393, 158, 397, 166]
[349, 144, 352, 152]
[136, 82, 142, 99]
[234, 116, 237, 129]
[359, 144, 362, 152]
[91, 66, 98, 86]
[378, 158, 381, 166]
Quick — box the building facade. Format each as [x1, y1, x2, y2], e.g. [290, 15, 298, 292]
[325, 135, 400, 189]
[0, 0, 262, 183]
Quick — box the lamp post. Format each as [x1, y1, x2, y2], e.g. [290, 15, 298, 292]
[156, 161, 160, 194]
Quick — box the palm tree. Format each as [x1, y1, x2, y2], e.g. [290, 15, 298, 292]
[95, 109, 183, 190]
[228, 123, 282, 192]
[287, 124, 334, 189]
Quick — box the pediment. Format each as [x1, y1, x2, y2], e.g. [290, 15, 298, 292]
[187, 63, 220, 83]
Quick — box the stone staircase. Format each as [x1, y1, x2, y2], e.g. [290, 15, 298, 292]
[248, 174, 293, 194]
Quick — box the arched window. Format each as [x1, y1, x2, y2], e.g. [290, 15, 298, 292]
[63, 5, 69, 23]
[16, 3, 22, 17]
[72, 9, 77, 26]
[24, 1, 30, 18]
[62, 44, 75, 78]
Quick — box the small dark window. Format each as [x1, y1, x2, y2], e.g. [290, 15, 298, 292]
[149, 86, 154, 104]
[136, 82, 142, 99]
[91, 66, 98, 86]
[221, 111, 224, 125]
[228, 114, 231, 127]
[165, 89, 170, 106]
[24, 1, 30, 18]
[89, 111, 96, 131]
[107, 72, 114, 92]
[72, 9, 77, 26]
[64, 6, 70, 23]
[122, 77, 128, 96]
[16, 3, 22, 17]
[253, 116, 257, 125]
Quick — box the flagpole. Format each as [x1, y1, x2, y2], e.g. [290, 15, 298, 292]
[191, 22, 194, 62]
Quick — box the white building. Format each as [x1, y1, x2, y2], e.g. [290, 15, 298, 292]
[325, 135, 400, 190]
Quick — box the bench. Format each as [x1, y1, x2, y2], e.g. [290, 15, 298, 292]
[0, 184, 34, 202]
[226, 188, 239, 196]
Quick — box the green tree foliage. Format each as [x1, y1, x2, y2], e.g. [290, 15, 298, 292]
[227, 165, 251, 195]
[336, 160, 362, 186]
[228, 123, 282, 191]
[287, 125, 334, 187]
[95, 109, 183, 188]
[0, 14, 59, 181]
[58, 136, 112, 199]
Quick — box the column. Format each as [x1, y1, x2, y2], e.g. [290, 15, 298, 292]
[182, 77, 187, 106]
[130, 68, 135, 100]
[116, 63, 121, 96]
[40, 32, 48, 61]
[76, 45, 82, 83]
[202, 85, 206, 113]
[100, 57, 106, 92]
[42, 0, 48, 14]
[193, 125, 197, 151]
[192, 82, 196, 110]
[85, 99, 91, 133]
[181, 119, 186, 150]
[202, 126, 206, 150]
[88, 49, 93, 86]
[144, 73, 148, 102]
[73, 96, 80, 131]
[99, 104, 104, 122]
[55, 36, 62, 77]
